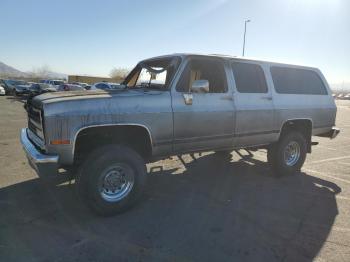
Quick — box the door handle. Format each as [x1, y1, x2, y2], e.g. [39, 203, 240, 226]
[183, 93, 193, 105]
[261, 96, 272, 101]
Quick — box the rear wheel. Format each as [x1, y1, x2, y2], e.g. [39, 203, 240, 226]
[267, 131, 307, 177]
[76, 144, 147, 216]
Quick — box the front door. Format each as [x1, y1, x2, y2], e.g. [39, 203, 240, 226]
[171, 57, 235, 153]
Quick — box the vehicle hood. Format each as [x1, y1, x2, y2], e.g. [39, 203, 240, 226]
[29, 88, 159, 108]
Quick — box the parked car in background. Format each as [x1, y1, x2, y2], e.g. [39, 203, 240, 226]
[0, 79, 27, 95]
[14, 81, 31, 96]
[0, 79, 12, 94]
[40, 79, 65, 86]
[91, 82, 124, 90]
[57, 84, 86, 91]
[40, 84, 58, 93]
[71, 82, 90, 89]
[0, 85, 5, 95]
[39, 80, 66, 93]
[28, 83, 42, 96]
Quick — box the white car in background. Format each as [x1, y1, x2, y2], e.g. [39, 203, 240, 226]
[39, 79, 65, 91]
[0, 85, 5, 95]
[90, 82, 124, 90]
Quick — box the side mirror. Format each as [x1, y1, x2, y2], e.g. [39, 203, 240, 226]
[190, 80, 209, 93]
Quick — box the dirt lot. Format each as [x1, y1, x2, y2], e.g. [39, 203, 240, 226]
[0, 96, 349, 262]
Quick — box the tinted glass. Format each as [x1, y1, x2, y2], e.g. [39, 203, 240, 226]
[96, 83, 109, 89]
[176, 58, 227, 93]
[270, 66, 327, 95]
[231, 62, 268, 93]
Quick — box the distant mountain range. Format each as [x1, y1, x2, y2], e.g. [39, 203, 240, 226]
[0, 61, 67, 79]
[0, 61, 27, 77]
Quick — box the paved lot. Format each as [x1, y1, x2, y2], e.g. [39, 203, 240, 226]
[0, 96, 349, 262]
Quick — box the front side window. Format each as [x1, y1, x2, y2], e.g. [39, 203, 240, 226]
[176, 58, 227, 93]
[270, 66, 327, 95]
[231, 62, 268, 93]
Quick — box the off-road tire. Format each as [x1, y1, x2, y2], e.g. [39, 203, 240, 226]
[76, 144, 147, 216]
[267, 131, 307, 177]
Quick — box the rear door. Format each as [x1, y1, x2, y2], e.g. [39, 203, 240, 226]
[230, 61, 276, 146]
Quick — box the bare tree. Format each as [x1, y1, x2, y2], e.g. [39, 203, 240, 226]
[28, 65, 51, 79]
[110, 67, 129, 82]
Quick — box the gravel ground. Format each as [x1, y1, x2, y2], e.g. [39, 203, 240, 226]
[0, 95, 349, 262]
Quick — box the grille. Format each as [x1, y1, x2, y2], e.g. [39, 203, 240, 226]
[27, 105, 44, 140]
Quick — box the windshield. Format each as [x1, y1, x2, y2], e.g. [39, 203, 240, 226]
[124, 57, 180, 90]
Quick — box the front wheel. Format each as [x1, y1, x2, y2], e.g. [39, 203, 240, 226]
[267, 131, 307, 177]
[76, 145, 147, 216]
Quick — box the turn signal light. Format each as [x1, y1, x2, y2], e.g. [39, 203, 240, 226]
[50, 139, 71, 145]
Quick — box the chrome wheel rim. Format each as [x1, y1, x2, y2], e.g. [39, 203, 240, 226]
[98, 164, 134, 202]
[284, 141, 300, 166]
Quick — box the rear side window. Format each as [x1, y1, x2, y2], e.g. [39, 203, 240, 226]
[231, 62, 268, 93]
[270, 66, 327, 95]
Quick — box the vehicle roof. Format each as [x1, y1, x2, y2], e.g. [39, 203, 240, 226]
[144, 53, 319, 71]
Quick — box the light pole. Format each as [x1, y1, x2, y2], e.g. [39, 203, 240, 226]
[242, 19, 251, 57]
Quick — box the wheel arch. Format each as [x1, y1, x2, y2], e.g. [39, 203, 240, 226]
[278, 118, 313, 152]
[73, 123, 154, 162]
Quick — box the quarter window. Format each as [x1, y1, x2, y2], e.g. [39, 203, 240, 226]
[270, 66, 327, 95]
[231, 62, 268, 93]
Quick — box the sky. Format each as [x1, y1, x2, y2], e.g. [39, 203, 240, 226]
[0, 0, 349, 84]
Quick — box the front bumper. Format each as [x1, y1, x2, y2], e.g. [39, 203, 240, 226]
[20, 128, 59, 176]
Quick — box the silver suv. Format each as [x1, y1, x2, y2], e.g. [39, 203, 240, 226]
[21, 54, 339, 215]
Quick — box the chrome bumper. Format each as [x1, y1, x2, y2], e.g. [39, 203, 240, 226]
[20, 128, 59, 176]
[317, 126, 340, 139]
[330, 127, 340, 139]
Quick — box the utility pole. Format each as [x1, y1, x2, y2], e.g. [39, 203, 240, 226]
[242, 19, 251, 56]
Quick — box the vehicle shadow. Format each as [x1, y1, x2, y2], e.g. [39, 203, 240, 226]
[0, 153, 340, 262]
